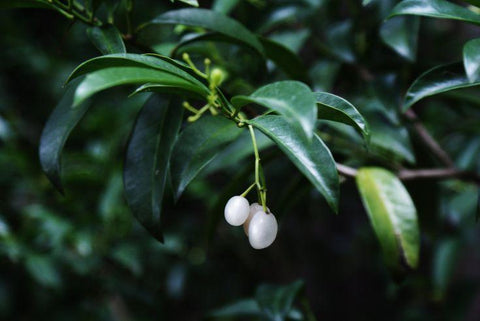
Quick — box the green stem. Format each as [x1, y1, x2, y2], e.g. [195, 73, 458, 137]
[240, 182, 256, 197]
[248, 125, 267, 212]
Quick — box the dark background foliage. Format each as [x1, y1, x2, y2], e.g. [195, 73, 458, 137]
[1, 0, 480, 320]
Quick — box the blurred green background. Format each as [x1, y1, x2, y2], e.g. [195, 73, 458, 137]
[1, 0, 480, 320]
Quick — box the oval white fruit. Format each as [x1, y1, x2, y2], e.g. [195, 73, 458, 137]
[224, 196, 250, 226]
[248, 211, 278, 249]
[243, 203, 269, 236]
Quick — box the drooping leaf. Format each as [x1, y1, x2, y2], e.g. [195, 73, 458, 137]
[314, 92, 370, 141]
[123, 95, 183, 242]
[67, 54, 209, 96]
[137, 8, 264, 56]
[463, 38, 480, 83]
[87, 24, 126, 55]
[255, 280, 304, 321]
[356, 167, 420, 271]
[380, 16, 420, 62]
[39, 80, 90, 193]
[170, 116, 243, 200]
[388, 0, 480, 26]
[232, 81, 317, 139]
[259, 37, 309, 82]
[71, 67, 199, 107]
[248, 115, 339, 213]
[403, 63, 480, 111]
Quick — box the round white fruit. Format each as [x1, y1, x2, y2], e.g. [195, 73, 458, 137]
[224, 196, 250, 226]
[243, 203, 269, 236]
[248, 211, 278, 249]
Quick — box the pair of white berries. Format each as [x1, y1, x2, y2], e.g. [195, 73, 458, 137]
[224, 196, 278, 249]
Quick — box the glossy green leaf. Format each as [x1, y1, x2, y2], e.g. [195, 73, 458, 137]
[248, 115, 339, 213]
[124, 95, 183, 242]
[232, 81, 317, 139]
[380, 16, 420, 62]
[72, 66, 199, 107]
[403, 63, 480, 110]
[259, 37, 309, 82]
[356, 167, 420, 270]
[137, 8, 264, 56]
[67, 54, 209, 95]
[170, 116, 243, 200]
[388, 0, 480, 26]
[208, 299, 262, 318]
[39, 80, 90, 193]
[463, 38, 480, 83]
[255, 280, 304, 321]
[87, 24, 126, 55]
[314, 92, 370, 141]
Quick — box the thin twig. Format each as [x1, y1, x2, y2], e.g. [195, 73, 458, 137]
[336, 163, 480, 183]
[404, 109, 455, 168]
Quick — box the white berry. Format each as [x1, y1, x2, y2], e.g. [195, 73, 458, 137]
[224, 196, 250, 226]
[243, 203, 269, 236]
[248, 211, 278, 249]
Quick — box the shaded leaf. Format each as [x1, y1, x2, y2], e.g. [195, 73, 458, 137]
[463, 38, 480, 83]
[314, 92, 370, 141]
[171, 116, 243, 200]
[212, 0, 240, 14]
[432, 238, 460, 300]
[124, 95, 183, 242]
[172, 0, 199, 7]
[87, 24, 126, 55]
[208, 299, 262, 318]
[403, 63, 480, 111]
[67, 54, 209, 97]
[232, 81, 317, 139]
[255, 280, 304, 321]
[380, 16, 420, 62]
[137, 8, 264, 55]
[0, 0, 51, 8]
[39, 80, 90, 193]
[248, 115, 339, 213]
[259, 36, 309, 82]
[388, 0, 480, 26]
[356, 167, 420, 271]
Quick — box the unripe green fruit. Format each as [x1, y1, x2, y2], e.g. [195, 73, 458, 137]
[224, 196, 250, 226]
[210, 68, 225, 86]
[248, 211, 278, 249]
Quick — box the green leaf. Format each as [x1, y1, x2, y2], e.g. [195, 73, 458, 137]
[464, 0, 480, 7]
[380, 16, 420, 62]
[0, 0, 51, 9]
[259, 37, 309, 82]
[72, 66, 198, 107]
[403, 63, 480, 110]
[356, 167, 420, 271]
[255, 280, 304, 321]
[39, 80, 90, 193]
[388, 0, 480, 26]
[172, 0, 199, 7]
[463, 38, 480, 83]
[432, 238, 460, 300]
[124, 95, 183, 242]
[67, 54, 209, 96]
[248, 115, 339, 213]
[208, 299, 262, 318]
[87, 24, 126, 55]
[137, 8, 264, 56]
[314, 92, 370, 141]
[170, 116, 243, 200]
[232, 81, 317, 139]
[212, 0, 240, 14]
